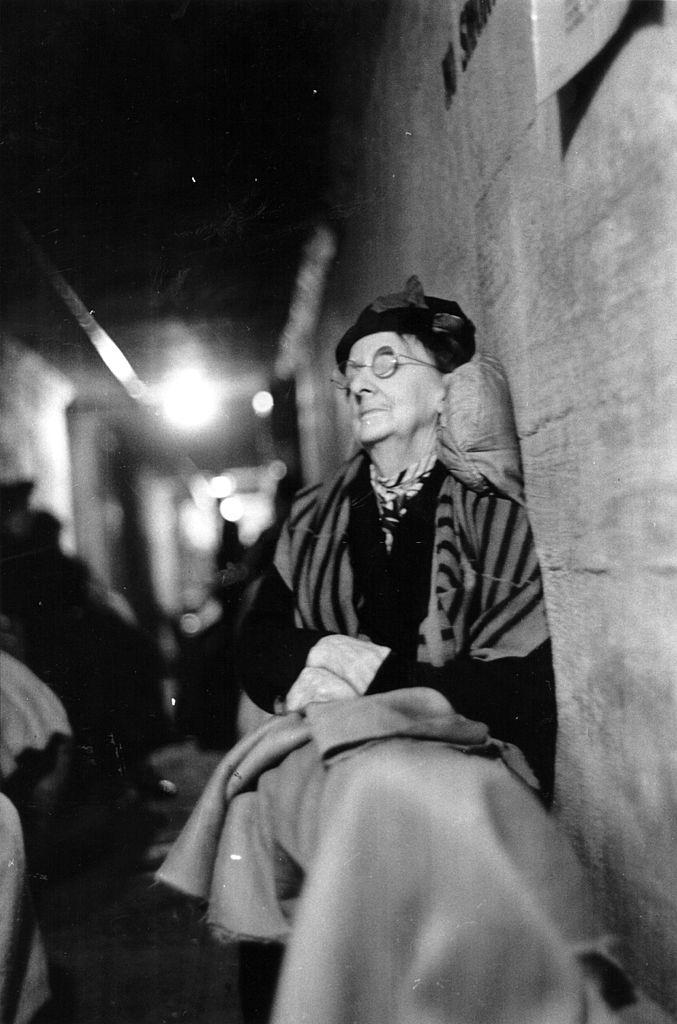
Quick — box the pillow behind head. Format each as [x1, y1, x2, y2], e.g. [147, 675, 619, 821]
[437, 353, 525, 505]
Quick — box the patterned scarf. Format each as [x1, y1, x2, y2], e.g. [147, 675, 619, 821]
[369, 451, 437, 551]
[274, 452, 549, 667]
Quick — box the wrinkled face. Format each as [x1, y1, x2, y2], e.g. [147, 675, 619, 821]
[344, 331, 447, 468]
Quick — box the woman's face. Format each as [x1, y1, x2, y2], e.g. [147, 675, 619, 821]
[344, 331, 447, 471]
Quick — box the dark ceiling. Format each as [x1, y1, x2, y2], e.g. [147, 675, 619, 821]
[1, 0, 341, 469]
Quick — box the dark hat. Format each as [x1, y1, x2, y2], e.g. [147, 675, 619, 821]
[335, 275, 476, 371]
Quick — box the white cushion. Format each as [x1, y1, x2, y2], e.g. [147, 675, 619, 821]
[437, 353, 524, 504]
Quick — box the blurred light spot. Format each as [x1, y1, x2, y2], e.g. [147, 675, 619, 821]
[230, 854, 242, 861]
[160, 368, 219, 430]
[220, 495, 244, 522]
[189, 474, 215, 511]
[171, 697, 177, 707]
[179, 500, 219, 550]
[180, 612, 201, 636]
[210, 474, 235, 499]
[252, 390, 274, 417]
[269, 459, 287, 481]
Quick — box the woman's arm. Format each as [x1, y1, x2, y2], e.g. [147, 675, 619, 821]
[366, 641, 556, 801]
[235, 565, 330, 712]
[236, 567, 391, 712]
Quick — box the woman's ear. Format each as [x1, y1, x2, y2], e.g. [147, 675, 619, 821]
[435, 372, 454, 414]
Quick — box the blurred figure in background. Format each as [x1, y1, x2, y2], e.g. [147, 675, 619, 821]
[0, 482, 175, 803]
[175, 518, 247, 751]
[0, 650, 73, 868]
[175, 476, 297, 751]
[0, 794, 52, 1024]
[0, 652, 71, 1022]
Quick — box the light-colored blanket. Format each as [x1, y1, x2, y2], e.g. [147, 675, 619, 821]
[156, 688, 537, 940]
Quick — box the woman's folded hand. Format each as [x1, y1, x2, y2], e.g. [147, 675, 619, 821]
[285, 666, 361, 712]
[305, 635, 390, 694]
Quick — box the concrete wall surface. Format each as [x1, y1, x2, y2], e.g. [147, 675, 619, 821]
[309, 0, 677, 1010]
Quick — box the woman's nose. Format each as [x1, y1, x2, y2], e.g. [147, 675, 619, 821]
[348, 364, 375, 395]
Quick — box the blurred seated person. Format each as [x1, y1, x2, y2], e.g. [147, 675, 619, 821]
[176, 481, 297, 750]
[0, 794, 52, 1024]
[174, 518, 247, 750]
[158, 278, 635, 1024]
[0, 488, 175, 800]
[1, 650, 73, 863]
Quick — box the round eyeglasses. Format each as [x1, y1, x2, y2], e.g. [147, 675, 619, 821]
[331, 345, 439, 391]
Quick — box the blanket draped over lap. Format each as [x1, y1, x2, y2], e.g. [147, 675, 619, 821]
[156, 687, 537, 942]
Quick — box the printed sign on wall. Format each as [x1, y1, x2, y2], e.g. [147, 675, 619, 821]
[531, 0, 630, 103]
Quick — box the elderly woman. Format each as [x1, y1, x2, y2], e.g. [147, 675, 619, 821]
[159, 278, 632, 1024]
[238, 276, 555, 800]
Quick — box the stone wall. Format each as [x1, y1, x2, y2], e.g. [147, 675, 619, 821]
[306, 0, 677, 1009]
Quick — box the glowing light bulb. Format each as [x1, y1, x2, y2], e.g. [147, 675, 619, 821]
[252, 390, 273, 417]
[210, 474, 235, 498]
[220, 495, 244, 522]
[160, 368, 219, 430]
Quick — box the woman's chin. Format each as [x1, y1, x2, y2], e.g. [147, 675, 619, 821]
[354, 412, 391, 445]
[356, 427, 390, 450]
